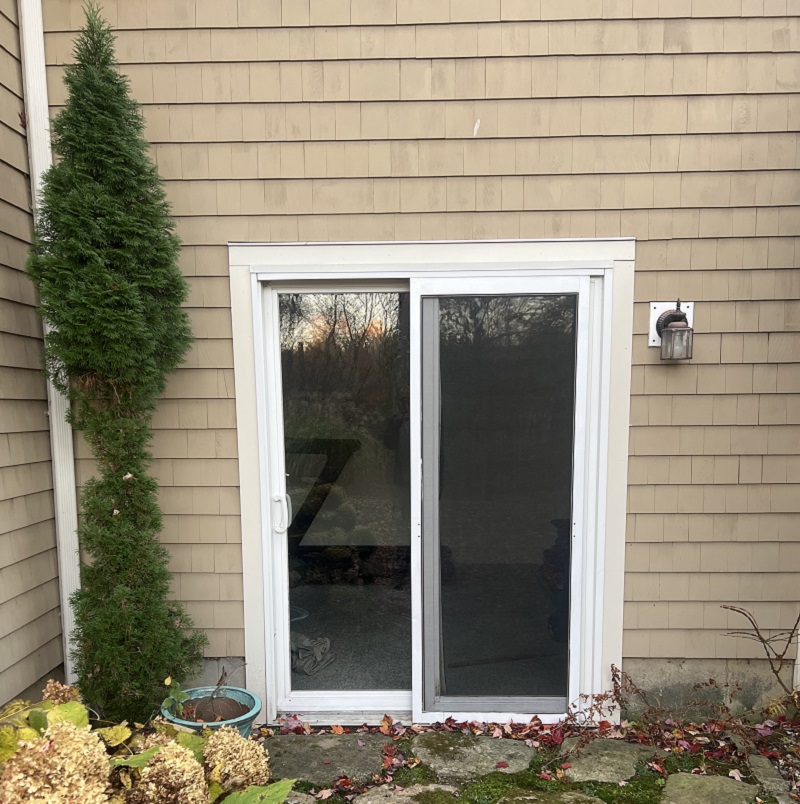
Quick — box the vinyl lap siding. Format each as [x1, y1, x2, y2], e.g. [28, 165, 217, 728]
[41, 0, 800, 664]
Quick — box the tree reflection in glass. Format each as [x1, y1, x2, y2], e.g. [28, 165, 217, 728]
[279, 292, 411, 691]
[432, 294, 577, 698]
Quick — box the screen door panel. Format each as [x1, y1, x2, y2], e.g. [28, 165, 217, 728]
[420, 281, 582, 714]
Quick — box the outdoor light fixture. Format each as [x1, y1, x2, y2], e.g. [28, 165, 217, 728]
[649, 300, 695, 361]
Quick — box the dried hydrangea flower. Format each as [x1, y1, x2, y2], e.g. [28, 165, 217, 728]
[128, 741, 206, 804]
[41, 680, 81, 706]
[139, 731, 175, 751]
[0, 721, 109, 803]
[203, 725, 271, 790]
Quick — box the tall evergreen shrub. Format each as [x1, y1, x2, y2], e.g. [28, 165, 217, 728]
[27, 6, 207, 722]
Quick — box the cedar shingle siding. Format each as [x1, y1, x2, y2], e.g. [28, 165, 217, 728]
[0, 0, 62, 703]
[39, 0, 800, 667]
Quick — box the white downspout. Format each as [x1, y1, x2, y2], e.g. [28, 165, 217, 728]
[18, 0, 80, 684]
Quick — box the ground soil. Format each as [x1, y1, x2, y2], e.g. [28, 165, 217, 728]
[184, 695, 250, 722]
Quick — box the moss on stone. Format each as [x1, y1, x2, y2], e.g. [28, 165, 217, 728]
[394, 764, 440, 786]
[575, 775, 664, 804]
[415, 731, 476, 759]
[462, 771, 551, 804]
[412, 789, 461, 804]
[290, 780, 316, 794]
[661, 751, 755, 784]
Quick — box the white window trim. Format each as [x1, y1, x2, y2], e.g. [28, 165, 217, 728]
[229, 239, 634, 725]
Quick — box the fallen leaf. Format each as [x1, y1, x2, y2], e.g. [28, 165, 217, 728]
[357, 740, 365, 747]
[496, 761, 509, 768]
[316, 790, 333, 799]
[331, 725, 345, 735]
[323, 760, 332, 765]
[729, 769, 744, 782]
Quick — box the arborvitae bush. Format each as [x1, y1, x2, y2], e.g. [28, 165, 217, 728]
[26, 6, 206, 722]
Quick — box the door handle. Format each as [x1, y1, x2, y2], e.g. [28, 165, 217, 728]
[272, 494, 289, 533]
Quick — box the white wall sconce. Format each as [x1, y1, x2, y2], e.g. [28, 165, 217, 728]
[649, 300, 694, 361]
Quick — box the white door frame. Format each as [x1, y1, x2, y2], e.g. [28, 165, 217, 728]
[229, 239, 635, 725]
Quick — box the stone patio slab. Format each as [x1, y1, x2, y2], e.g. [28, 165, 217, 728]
[284, 793, 318, 804]
[352, 784, 458, 803]
[412, 732, 536, 782]
[662, 772, 758, 804]
[749, 755, 793, 804]
[268, 733, 390, 785]
[497, 789, 604, 803]
[562, 738, 662, 783]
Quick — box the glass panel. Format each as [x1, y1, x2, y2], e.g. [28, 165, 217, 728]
[279, 292, 411, 690]
[428, 294, 577, 699]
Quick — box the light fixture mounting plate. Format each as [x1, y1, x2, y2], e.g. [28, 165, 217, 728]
[649, 301, 694, 346]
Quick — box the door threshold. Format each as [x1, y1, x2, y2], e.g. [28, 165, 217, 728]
[272, 710, 413, 727]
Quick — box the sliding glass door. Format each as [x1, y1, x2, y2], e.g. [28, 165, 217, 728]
[265, 275, 590, 719]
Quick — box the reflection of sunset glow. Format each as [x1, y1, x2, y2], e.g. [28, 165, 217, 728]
[300, 314, 388, 345]
[281, 292, 400, 351]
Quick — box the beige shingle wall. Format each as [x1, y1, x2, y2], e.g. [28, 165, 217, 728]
[0, 0, 63, 704]
[41, 0, 799, 664]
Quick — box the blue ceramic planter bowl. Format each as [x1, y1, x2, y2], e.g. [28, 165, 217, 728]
[161, 686, 262, 737]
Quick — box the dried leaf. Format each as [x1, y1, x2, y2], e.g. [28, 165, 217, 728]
[96, 724, 132, 747]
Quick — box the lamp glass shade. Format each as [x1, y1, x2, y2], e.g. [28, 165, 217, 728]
[661, 323, 693, 360]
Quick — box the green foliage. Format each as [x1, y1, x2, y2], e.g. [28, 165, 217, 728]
[25, 4, 205, 723]
[223, 779, 296, 804]
[176, 731, 207, 765]
[110, 745, 162, 768]
[43, 701, 90, 731]
[162, 677, 191, 716]
[0, 698, 90, 768]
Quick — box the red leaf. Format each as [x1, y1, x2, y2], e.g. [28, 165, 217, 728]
[561, 762, 571, 769]
[496, 761, 509, 768]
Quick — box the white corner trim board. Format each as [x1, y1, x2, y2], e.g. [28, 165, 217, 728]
[18, 0, 80, 684]
[229, 238, 635, 724]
